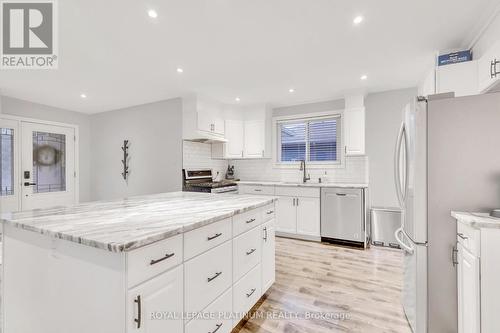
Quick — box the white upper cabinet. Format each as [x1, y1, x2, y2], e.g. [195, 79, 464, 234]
[244, 120, 265, 158]
[478, 40, 500, 93]
[436, 61, 479, 97]
[183, 94, 225, 140]
[344, 95, 365, 156]
[224, 120, 244, 158]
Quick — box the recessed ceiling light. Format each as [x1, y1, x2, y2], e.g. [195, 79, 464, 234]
[235, 97, 241, 102]
[148, 10, 158, 18]
[289, 88, 295, 93]
[80, 93, 87, 99]
[176, 67, 184, 73]
[360, 75, 368, 80]
[353, 15, 364, 25]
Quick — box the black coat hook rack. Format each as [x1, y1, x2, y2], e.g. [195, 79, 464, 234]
[121, 140, 130, 180]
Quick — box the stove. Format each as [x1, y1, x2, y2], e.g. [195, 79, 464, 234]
[183, 169, 238, 194]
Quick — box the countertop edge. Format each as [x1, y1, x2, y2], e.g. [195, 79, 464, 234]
[2, 197, 278, 253]
[451, 211, 500, 229]
[236, 180, 369, 188]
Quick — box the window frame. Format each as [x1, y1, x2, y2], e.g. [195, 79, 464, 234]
[273, 110, 345, 169]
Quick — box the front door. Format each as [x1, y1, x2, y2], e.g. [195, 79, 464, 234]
[21, 122, 76, 210]
[0, 118, 20, 213]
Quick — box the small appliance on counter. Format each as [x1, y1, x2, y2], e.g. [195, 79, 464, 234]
[225, 165, 235, 180]
[183, 169, 238, 194]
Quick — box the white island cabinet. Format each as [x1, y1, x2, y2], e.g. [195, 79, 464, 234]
[452, 212, 500, 333]
[1, 192, 277, 333]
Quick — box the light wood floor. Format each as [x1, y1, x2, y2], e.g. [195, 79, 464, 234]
[234, 237, 412, 333]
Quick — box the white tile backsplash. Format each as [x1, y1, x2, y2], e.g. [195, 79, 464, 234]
[230, 156, 369, 184]
[182, 141, 228, 180]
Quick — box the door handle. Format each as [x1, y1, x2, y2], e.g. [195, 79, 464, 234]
[134, 295, 142, 329]
[394, 228, 414, 254]
[263, 227, 268, 241]
[452, 246, 459, 267]
[24, 182, 37, 186]
[246, 288, 256, 298]
[394, 122, 406, 207]
[149, 252, 175, 265]
[246, 248, 256, 255]
[207, 271, 222, 282]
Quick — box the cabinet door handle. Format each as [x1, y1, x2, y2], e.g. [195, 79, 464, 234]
[253, 189, 262, 192]
[263, 227, 268, 241]
[452, 246, 459, 267]
[246, 288, 256, 298]
[246, 248, 256, 255]
[150, 252, 175, 265]
[296, 198, 299, 206]
[134, 295, 142, 329]
[246, 218, 256, 224]
[207, 232, 222, 241]
[292, 198, 295, 206]
[209, 323, 223, 333]
[207, 271, 222, 282]
[457, 233, 468, 240]
[266, 210, 274, 215]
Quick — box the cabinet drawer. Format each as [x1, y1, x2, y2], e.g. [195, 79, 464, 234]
[185, 288, 232, 333]
[233, 264, 262, 315]
[185, 241, 232, 314]
[127, 234, 183, 288]
[262, 203, 275, 222]
[233, 226, 261, 282]
[233, 208, 262, 236]
[239, 185, 275, 195]
[184, 218, 232, 260]
[275, 186, 320, 198]
[457, 222, 480, 256]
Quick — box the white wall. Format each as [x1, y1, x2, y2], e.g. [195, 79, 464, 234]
[365, 87, 418, 208]
[472, 9, 500, 58]
[0, 96, 92, 202]
[90, 98, 183, 201]
[230, 98, 369, 184]
[182, 141, 228, 180]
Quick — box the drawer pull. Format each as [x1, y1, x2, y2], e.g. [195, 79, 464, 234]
[457, 233, 469, 240]
[253, 189, 262, 192]
[134, 295, 142, 329]
[207, 232, 222, 241]
[150, 252, 175, 266]
[246, 248, 256, 256]
[266, 210, 274, 214]
[207, 271, 222, 283]
[246, 288, 256, 298]
[210, 323, 223, 333]
[246, 218, 256, 224]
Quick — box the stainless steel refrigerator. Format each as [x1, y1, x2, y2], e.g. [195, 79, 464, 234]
[393, 92, 500, 333]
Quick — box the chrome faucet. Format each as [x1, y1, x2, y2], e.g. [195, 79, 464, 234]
[299, 160, 310, 183]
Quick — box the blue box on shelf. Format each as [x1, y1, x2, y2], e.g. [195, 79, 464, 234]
[438, 50, 472, 66]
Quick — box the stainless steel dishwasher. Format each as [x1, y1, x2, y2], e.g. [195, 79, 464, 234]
[321, 187, 367, 248]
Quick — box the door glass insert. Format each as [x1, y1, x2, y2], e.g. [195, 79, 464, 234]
[32, 131, 66, 193]
[0, 128, 14, 196]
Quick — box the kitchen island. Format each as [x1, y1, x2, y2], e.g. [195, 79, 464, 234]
[1, 192, 277, 333]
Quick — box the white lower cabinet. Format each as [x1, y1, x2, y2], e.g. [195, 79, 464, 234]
[185, 288, 233, 333]
[127, 265, 184, 333]
[275, 187, 321, 239]
[261, 220, 276, 293]
[233, 264, 262, 315]
[457, 242, 480, 333]
[296, 197, 321, 237]
[184, 240, 233, 314]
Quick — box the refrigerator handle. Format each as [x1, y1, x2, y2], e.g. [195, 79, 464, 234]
[394, 227, 414, 254]
[402, 123, 410, 202]
[394, 122, 405, 207]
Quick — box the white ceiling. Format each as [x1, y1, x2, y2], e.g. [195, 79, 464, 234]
[0, 0, 498, 113]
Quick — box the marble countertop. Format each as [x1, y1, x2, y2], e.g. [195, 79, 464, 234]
[236, 180, 369, 188]
[1, 192, 277, 253]
[451, 211, 500, 229]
